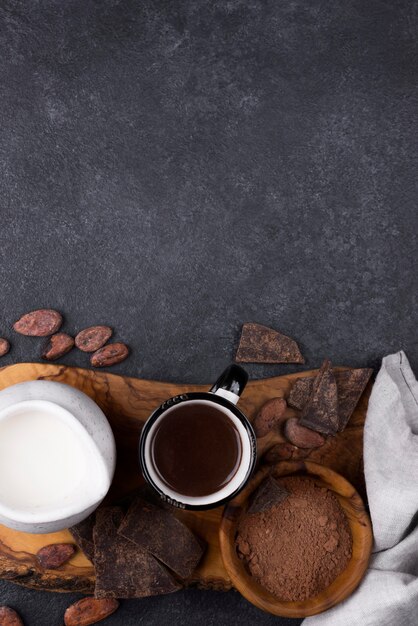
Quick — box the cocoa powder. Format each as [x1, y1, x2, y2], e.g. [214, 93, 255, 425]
[236, 476, 352, 601]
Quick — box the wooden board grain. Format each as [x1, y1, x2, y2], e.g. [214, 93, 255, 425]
[0, 363, 372, 594]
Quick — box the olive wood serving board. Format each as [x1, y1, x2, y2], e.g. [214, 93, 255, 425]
[0, 363, 371, 594]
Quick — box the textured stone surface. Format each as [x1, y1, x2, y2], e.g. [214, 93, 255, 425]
[0, 0, 416, 623]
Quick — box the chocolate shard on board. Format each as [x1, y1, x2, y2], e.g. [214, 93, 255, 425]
[299, 360, 339, 435]
[288, 377, 314, 410]
[248, 475, 289, 514]
[118, 497, 205, 580]
[335, 368, 373, 431]
[70, 514, 96, 563]
[236, 323, 304, 364]
[288, 368, 373, 431]
[94, 507, 180, 599]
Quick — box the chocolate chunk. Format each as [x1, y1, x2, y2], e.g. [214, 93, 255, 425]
[288, 368, 373, 431]
[248, 475, 289, 514]
[70, 514, 96, 563]
[299, 360, 339, 435]
[236, 323, 304, 364]
[284, 418, 326, 448]
[253, 397, 287, 438]
[288, 377, 314, 410]
[118, 497, 204, 579]
[336, 368, 373, 431]
[94, 507, 180, 599]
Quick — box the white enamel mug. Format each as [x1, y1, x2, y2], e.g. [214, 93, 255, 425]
[0, 380, 116, 533]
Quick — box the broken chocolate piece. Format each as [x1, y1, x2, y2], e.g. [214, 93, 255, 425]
[118, 497, 204, 579]
[288, 368, 373, 431]
[299, 360, 339, 435]
[94, 507, 180, 599]
[248, 475, 289, 514]
[336, 368, 373, 431]
[253, 397, 287, 438]
[288, 377, 314, 410]
[236, 323, 304, 364]
[70, 514, 96, 563]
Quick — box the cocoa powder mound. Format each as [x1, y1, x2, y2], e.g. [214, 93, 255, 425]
[236, 476, 352, 602]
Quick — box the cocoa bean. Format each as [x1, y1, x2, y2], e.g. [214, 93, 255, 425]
[253, 397, 287, 438]
[90, 343, 129, 367]
[42, 333, 74, 361]
[0, 606, 24, 625]
[64, 597, 119, 626]
[75, 326, 112, 352]
[13, 309, 62, 336]
[0, 338, 10, 357]
[284, 417, 326, 449]
[36, 543, 75, 569]
[263, 442, 310, 464]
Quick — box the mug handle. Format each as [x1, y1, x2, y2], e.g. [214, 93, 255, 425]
[210, 364, 248, 405]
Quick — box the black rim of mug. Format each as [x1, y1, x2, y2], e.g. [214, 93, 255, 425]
[139, 392, 257, 510]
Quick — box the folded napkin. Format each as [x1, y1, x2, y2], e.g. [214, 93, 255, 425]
[304, 351, 418, 626]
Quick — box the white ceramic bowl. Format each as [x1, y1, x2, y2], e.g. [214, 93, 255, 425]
[0, 380, 116, 533]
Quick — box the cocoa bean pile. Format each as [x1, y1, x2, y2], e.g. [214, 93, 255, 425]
[0, 308, 129, 367]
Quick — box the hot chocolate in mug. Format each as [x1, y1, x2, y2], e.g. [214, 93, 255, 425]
[139, 365, 257, 510]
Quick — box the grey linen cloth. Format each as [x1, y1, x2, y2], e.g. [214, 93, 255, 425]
[303, 351, 418, 626]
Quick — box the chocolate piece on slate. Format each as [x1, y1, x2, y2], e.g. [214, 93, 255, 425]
[253, 397, 287, 438]
[299, 360, 339, 435]
[288, 377, 314, 410]
[94, 507, 180, 599]
[70, 514, 96, 563]
[288, 368, 373, 431]
[236, 323, 304, 364]
[335, 368, 373, 431]
[247, 475, 289, 514]
[118, 497, 205, 579]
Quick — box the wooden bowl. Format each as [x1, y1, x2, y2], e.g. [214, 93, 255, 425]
[219, 461, 372, 617]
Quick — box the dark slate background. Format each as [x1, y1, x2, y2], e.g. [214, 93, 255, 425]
[0, 0, 417, 624]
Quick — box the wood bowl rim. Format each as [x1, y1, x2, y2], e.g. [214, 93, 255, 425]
[219, 460, 373, 617]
